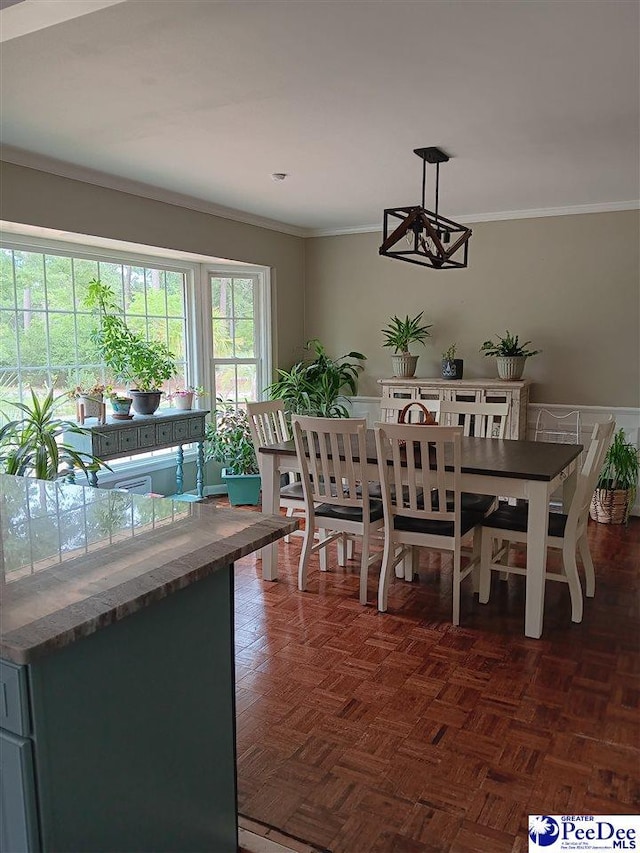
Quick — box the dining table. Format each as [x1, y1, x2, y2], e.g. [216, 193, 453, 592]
[258, 432, 583, 639]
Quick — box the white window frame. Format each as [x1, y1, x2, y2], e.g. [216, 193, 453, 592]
[0, 232, 273, 477]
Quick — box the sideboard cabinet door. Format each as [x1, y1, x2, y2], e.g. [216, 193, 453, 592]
[378, 378, 532, 440]
[0, 731, 40, 853]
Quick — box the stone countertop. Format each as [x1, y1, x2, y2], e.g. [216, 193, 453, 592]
[0, 475, 297, 665]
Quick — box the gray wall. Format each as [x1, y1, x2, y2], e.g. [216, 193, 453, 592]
[0, 161, 306, 370]
[305, 211, 640, 406]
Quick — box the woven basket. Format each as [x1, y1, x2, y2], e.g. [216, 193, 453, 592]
[589, 488, 632, 524]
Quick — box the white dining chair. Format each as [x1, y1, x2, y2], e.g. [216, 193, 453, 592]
[292, 415, 384, 605]
[379, 397, 441, 425]
[374, 422, 482, 626]
[477, 418, 616, 627]
[439, 400, 510, 439]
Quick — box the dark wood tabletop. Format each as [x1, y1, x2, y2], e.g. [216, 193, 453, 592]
[259, 433, 583, 482]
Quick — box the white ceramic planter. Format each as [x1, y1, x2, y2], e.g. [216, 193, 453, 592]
[174, 392, 194, 410]
[391, 354, 419, 378]
[496, 356, 526, 380]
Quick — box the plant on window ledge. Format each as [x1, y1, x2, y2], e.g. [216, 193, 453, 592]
[85, 279, 177, 414]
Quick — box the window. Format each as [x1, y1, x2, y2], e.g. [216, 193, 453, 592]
[0, 246, 188, 417]
[210, 273, 270, 405]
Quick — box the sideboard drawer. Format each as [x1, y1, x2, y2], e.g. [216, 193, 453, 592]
[136, 425, 157, 448]
[189, 418, 205, 439]
[155, 423, 173, 444]
[173, 421, 190, 442]
[118, 428, 138, 452]
[95, 432, 120, 457]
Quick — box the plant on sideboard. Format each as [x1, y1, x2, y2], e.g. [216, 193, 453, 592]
[84, 279, 177, 415]
[480, 330, 541, 380]
[441, 343, 464, 380]
[382, 312, 432, 378]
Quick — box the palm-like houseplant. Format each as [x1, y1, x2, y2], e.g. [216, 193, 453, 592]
[382, 312, 432, 378]
[480, 330, 541, 380]
[0, 388, 105, 480]
[590, 428, 639, 524]
[205, 398, 261, 505]
[266, 338, 366, 418]
[85, 279, 177, 415]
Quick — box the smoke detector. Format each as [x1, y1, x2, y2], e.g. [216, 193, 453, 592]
[271, 173, 288, 182]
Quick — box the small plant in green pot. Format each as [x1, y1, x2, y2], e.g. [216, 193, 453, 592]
[108, 390, 134, 419]
[441, 343, 464, 380]
[0, 388, 106, 480]
[382, 312, 432, 378]
[590, 428, 639, 524]
[85, 279, 177, 415]
[205, 398, 261, 506]
[266, 339, 366, 418]
[480, 331, 541, 380]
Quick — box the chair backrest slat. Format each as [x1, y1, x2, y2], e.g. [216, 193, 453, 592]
[292, 415, 368, 510]
[374, 423, 461, 525]
[247, 400, 292, 477]
[439, 400, 510, 439]
[565, 419, 616, 535]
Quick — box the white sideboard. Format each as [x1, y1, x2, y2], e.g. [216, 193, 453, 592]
[378, 378, 532, 440]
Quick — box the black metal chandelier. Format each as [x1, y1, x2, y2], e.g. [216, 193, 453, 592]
[379, 147, 472, 270]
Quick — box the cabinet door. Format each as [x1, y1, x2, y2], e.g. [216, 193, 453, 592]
[0, 731, 40, 853]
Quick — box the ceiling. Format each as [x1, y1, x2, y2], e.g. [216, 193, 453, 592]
[1, 0, 638, 235]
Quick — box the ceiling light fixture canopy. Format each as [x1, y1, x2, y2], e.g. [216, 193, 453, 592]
[379, 147, 471, 270]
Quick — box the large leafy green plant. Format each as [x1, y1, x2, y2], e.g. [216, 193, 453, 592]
[266, 339, 366, 418]
[381, 312, 432, 354]
[0, 388, 106, 480]
[85, 279, 177, 391]
[205, 398, 259, 475]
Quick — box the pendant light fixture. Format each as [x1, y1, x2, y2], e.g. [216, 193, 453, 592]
[379, 147, 472, 270]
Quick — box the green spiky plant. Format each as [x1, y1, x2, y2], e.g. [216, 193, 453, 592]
[593, 428, 639, 523]
[480, 331, 541, 358]
[205, 398, 258, 475]
[381, 312, 432, 354]
[0, 388, 106, 480]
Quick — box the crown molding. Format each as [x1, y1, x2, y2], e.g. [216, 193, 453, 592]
[0, 146, 307, 238]
[308, 200, 640, 237]
[2, 146, 637, 240]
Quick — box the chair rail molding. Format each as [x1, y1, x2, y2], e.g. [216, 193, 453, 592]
[348, 397, 640, 516]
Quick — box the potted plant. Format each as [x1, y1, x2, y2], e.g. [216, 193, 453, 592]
[266, 338, 366, 417]
[590, 428, 639, 524]
[205, 398, 261, 505]
[382, 312, 432, 378]
[107, 389, 134, 419]
[480, 330, 541, 380]
[68, 381, 106, 423]
[170, 386, 205, 411]
[441, 343, 463, 380]
[0, 387, 106, 480]
[85, 279, 177, 415]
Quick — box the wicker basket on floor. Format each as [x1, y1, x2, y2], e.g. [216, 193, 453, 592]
[589, 488, 632, 524]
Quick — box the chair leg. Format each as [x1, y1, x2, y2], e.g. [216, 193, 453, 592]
[318, 529, 328, 571]
[378, 534, 395, 612]
[298, 517, 316, 592]
[498, 538, 509, 582]
[562, 541, 584, 623]
[578, 535, 596, 598]
[452, 545, 462, 626]
[471, 527, 482, 594]
[359, 532, 370, 606]
[479, 528, 494, 604]
[284, 506, 294, 543]
[347, 535, 355, 560]
[337, 533, 349, 567]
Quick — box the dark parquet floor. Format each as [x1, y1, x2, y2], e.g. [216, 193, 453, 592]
[225, 499, 639, 853]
